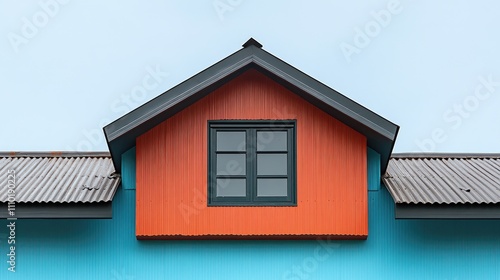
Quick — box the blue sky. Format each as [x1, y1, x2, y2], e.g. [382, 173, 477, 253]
[1, 0, 499, 153]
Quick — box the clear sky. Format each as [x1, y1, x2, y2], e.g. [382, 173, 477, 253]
[1, 0, 499, 153]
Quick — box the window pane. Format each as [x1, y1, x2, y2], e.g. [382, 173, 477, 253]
[257, 154, 287, 175]
[217, 131, 246, 151]
[217, 154, 246, 175]
[257, 179, 288, 197]
[216, 178, 246, 197]
[257, 131, 287, 151]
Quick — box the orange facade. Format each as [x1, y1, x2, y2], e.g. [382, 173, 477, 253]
[136, 69, 368, 239]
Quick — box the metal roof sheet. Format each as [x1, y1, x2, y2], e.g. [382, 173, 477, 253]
[0, 152, 120, 203]
[383, 154, 500, 204]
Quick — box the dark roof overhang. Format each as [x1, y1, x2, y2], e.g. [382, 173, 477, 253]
[394, 203, 500, 219]
[0, 202, 112, 219]
[104, 38, 399, 174]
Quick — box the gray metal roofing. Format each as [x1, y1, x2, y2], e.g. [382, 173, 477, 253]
[383, 154, 500, 204]
[0, 152, 120, 203]
[104, 38, 399, 174]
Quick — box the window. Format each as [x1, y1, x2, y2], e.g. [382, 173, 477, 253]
[208, 121, 296, 206]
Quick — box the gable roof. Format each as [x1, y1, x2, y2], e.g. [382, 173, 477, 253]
[104, 38, 399, 173]
[383, 153, 500, 219]
[0, 152, 120, 218]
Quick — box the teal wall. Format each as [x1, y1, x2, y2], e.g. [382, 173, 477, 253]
[367, 148, 381, 191]
[121, 146, 136, 190]
[1, 151, 500, 279]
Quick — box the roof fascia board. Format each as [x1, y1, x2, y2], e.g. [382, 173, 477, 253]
[0, 202, 112, 219]
[395, 203, 500, 219]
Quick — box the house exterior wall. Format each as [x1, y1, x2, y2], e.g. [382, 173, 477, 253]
[2, 159, 500, 279]
[121, 147, 136, 190]
[135, 69, 368, 238]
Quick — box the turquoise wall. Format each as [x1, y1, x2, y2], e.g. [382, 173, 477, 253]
[1, 151, 500, 279]
[367, 148, 381, 191]
[121, 146, 136, 190]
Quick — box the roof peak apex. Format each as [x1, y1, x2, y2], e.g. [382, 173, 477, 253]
[242, 38, 263, 48]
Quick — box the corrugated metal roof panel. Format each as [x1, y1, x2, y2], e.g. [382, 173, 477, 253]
[0, 152, 120, 203]
[383, 154, 500, 204]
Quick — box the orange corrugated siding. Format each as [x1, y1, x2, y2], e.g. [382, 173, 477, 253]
[136, 69, 367, 239]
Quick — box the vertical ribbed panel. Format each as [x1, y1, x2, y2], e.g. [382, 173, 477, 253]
[368, 148, 381, 191]
[121, 147, 136, 190]
[136, 69, 367, 238]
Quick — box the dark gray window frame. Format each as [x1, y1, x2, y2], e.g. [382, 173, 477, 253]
[208, 120, 297, 206]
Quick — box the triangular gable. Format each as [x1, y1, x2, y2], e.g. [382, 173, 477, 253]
[104, 38, 399, 174]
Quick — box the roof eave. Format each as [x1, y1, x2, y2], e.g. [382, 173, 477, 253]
[0, 202, 113, 219]
[395, 203, 500, 219]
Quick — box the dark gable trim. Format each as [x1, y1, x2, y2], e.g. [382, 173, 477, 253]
[104, 38, 399, 173]
[395, 203, 500, 219]
[0, 202, 112, 219]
